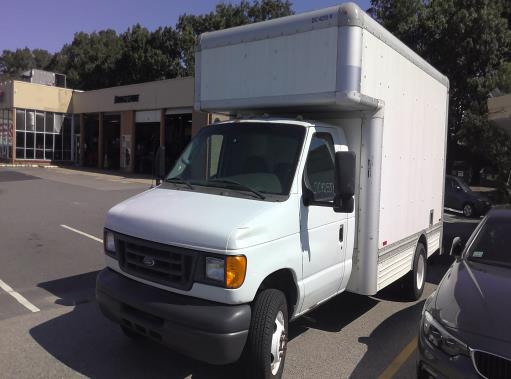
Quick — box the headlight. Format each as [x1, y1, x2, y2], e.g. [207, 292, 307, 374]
[205, 255, 247, 289]
[104, 230, 116, 255]
[422, 310, 469, 356]
[206, 257, 225, 282]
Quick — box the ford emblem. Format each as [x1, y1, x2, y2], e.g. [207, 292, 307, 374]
[142, 256, 155, 267]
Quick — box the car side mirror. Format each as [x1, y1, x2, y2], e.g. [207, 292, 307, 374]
[333, 151, 356, 213]
[154, 146, 166, 185]
[450, 236, 464, 258]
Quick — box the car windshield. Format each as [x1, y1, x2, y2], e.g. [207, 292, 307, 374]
[166, 122, 306, 197]
[467, 218, 511, 268]
[455, 177, 471, 192]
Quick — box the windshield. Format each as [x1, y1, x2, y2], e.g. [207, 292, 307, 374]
[455, 177, 471, 192]
[166, 122, 306, 197]
[467, 218, 511, 268]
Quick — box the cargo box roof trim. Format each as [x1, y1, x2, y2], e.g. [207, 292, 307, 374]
[197, 2, 448, 88]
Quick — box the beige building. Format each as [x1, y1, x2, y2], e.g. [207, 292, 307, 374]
[0, 77, 219, 174]
[489, 93, 511, 137]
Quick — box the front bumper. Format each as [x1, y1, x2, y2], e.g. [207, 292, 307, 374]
[96, 268, 251, 365]
[417, 330, 479, 379]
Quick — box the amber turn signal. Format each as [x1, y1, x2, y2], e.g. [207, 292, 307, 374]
[225, 255, 247, 289]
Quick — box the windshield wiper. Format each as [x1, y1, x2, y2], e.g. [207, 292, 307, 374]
[165, 177, 194, 189]
[208, 179, 265, 200]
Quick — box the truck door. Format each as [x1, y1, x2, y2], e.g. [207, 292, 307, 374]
[299, 128, 347, 313]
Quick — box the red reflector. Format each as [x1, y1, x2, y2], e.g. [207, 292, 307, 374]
[383, 241, 388, 246]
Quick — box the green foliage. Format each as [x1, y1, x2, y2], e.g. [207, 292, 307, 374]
[368, 0, 425, 50]
[48, 29, 124, 90]
[0, 47, 53, 79]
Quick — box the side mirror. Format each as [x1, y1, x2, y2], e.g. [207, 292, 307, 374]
[333, 151, 356, 213]
[450, 236, 464, 258]
[154, 146, 166, 185]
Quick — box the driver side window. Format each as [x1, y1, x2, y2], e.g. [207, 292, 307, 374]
[304, 133, 335, 202]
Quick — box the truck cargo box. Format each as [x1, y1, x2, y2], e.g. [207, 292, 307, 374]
[196, 2, 449, 294]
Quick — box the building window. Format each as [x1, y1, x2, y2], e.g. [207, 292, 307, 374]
[13, 108, 74, 161]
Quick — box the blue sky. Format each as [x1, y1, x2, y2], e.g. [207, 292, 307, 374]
[0, 0, 371, 53]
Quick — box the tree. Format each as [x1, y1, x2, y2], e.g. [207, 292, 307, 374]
[32, 49, 53, 71]
[368, 0, 425, 51]
[177, 0, 294, 76]
[115, 24, 181, 85]
[0, 47, 53, 80]
[50, 29, 124, 90]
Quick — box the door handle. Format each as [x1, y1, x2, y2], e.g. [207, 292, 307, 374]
[339, 225, 344, 243]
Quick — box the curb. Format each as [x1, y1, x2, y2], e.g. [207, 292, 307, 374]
[0, 164, 58, 168]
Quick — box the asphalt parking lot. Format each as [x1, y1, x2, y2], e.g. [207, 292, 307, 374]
[0, 167, 482, 378]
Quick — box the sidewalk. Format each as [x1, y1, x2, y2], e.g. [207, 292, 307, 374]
[0, 163, 154, 186]
[50, 166, 154, 186]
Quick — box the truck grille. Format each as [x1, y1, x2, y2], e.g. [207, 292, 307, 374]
[473, 350, 511, 379]
[117, 235, 197, 291]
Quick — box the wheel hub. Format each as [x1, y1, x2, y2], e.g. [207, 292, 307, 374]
[416, 253, 425, 290]
[270, 310, 287, 375]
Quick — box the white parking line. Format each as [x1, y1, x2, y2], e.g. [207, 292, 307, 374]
[0, 279, 40, 313]
[60, 224, 103, 243]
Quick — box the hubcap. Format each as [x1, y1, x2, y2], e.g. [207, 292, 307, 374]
[464, 204, 472, 217]
[416, 254, 425, 290]
[270, 310, 286, 375]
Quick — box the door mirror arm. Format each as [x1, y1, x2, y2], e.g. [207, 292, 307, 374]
[450, 236, 465, 259]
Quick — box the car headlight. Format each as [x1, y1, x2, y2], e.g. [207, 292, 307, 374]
[205, 255, 247, 289]
[104, 230, 116, 256]
[422, 310, 469, 356]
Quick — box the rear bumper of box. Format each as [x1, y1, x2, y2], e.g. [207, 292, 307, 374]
[96, 268, 251, 365]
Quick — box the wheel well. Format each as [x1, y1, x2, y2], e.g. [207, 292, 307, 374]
[257, 269, 298, 316]
[418, 234, 428, 255]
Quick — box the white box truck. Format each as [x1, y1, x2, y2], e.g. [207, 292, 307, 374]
[96, 3, 449, 377]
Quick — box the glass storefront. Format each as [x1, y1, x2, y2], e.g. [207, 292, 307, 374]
[15, 108, 75, 161]
[0, 109, 13, 160]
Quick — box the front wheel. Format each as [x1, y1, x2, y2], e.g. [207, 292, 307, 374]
[463, 203, 475, 218]
[244, 289, 288, 379]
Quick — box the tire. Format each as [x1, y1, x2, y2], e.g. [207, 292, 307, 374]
[244, 289, 288, 379]
[462, 203, 475, 218]
[403, 242, 427, 301]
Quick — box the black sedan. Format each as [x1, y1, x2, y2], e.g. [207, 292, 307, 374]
[418, 207, 511, 378]
[444, 175, 491, 218]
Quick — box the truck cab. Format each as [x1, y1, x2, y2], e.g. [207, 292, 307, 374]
[97, 118, 356, 373]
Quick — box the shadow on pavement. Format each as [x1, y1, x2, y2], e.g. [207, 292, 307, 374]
[29, 216, 482, 379]
[289, 292, 379, 340]
[425, 215, 481, 285]
[350, 300, 426, 379]
[31, 272, 237, 378]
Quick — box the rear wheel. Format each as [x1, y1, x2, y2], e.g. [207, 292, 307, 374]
[462, 203, 475, 218]
[244, 289, 288, 379]
[403, 242, 427, 300]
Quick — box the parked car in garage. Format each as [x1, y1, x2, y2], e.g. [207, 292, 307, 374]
[418, 207, 511, 378]
[444, 175, 491, 217]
